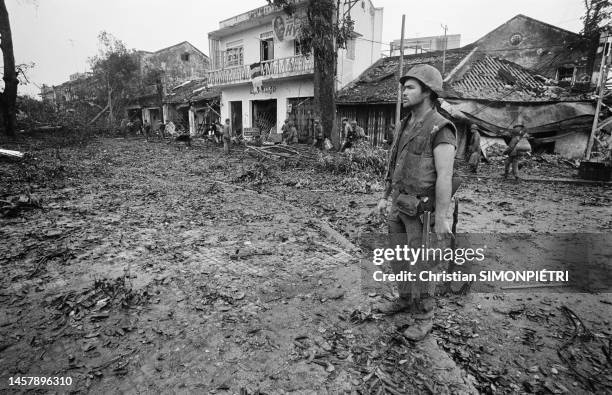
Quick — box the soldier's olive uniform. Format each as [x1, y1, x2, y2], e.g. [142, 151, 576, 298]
[385, 108, 457, 309]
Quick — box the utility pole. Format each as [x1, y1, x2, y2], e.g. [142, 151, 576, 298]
[585, 31, 611, 160]
[441, 24, 448, 76]
[395, 15, 405, 135]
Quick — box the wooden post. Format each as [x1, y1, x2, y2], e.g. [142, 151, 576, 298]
[394, 15, 406, 135]
[586, 32, 611, 160]
[441, 24, 448, 76]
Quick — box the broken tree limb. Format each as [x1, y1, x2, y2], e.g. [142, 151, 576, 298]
[0, 148, 24, 159]
[88, 104, 110, 125]
[313, 219, 358, 252]
[32, 125, 62, 132]
[205, 102, 220, 118]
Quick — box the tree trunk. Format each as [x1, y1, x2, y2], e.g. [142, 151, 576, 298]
[156, 79, 164, 123]
[107, 77, 114, 125]
[0, 0, 18, 137]
[311, 0, 338, 150]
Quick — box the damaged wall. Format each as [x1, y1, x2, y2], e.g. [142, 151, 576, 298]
[140, 41, 210, 90]
[474, 14, 590, 81]
[552, 131, 589, 159]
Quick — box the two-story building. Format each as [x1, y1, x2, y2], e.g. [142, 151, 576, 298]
[43, 41, 210, 128]
[128, 41, 211, 127]
[206, 0, 383, 139]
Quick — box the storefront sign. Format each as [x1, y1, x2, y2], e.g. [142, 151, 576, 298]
[250, 85, 277, 95]
[272, 14, 302, 42]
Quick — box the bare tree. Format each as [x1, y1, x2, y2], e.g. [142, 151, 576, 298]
[89, 32, 139, 126]
[580, 0, 612, 79]
[0, 0, 17, 137]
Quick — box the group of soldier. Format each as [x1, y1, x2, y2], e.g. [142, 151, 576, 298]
[465, 122, 531, 179]
[280, 117, 368, 150]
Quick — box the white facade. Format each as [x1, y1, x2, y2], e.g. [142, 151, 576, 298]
[207, 0, 383, 134]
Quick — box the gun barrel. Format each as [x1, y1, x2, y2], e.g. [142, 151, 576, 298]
[422, 211, 431, 249]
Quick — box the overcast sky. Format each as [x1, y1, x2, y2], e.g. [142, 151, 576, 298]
[6, 0, 585, 97]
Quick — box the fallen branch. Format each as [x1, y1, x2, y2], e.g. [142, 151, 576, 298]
[0, 148, 24, 159]
[31, 125, 62, 132]
[313, 219, 359, 252]
[88, 104, 110, 125]
[557, 305, 597, 391]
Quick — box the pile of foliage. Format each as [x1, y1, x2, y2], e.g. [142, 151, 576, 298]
[234, 161, 277, 187]
[338, 176, 385, 194]
[316, 143, 388, 177]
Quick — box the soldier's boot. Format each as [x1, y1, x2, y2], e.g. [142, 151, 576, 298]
[403, 297, 435, 341]
[372, 296, 412, 315]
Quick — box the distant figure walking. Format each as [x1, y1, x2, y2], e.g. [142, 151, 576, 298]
[503, 124, 530, 180]
[222, 119, 233, 155]
[467, 124, 481, 173]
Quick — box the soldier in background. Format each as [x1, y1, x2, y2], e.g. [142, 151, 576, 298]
[467, 124, 481, 173]
[351, 120, 366, 140]
[312, 119, 324, 149]
[143, 120, 151, 141]
[340, 118, 356, 152]
[503, 124, 530, 180]
[222, 119, 232, 155]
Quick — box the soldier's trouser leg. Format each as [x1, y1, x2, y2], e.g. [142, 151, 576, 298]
[512, 157, 520, 178]
[387, 213, 437, 312]
[504, 157, 512, 177]
[223, 139, 230, 154]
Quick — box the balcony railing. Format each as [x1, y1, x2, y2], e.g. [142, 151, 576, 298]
[207, 55, 314, 87]
[207, 65, 251, 86]
[260, 55, 314, 78]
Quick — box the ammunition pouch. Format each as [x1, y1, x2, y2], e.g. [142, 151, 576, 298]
[397, 176, 462, 217]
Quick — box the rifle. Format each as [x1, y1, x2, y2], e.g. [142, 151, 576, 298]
[421, 209, 432, 249]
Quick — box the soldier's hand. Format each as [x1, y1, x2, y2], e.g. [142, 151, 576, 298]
[434, 217, 453, 241]
[376, 198, 389, 216]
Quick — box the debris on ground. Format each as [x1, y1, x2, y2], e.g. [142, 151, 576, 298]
[0, 193, 42, 217]
[245, 145, 317, 164]
[0, 128, 610, 393]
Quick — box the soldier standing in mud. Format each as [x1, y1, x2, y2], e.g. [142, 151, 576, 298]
[503, 124, 528, 180]
[376, 64, 457, 341]
[222, 119, 232, 155]
[143, 120, 151, 141]
[312, 119, 324, 149]
[467, 124, 481, 173]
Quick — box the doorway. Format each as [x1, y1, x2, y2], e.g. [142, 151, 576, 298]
[252, 99, 277, 134]
[230, 101, 243, 136]
[287, 97, 315, 143]
[127, 108, 142, 122]
[260, 38, 274, 62]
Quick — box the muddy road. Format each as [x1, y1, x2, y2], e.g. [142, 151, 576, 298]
[0, 133, 610, 394]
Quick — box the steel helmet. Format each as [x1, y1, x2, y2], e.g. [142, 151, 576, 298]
[399, 64, 443, 94]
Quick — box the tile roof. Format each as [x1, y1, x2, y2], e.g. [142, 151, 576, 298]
[447, 53, 589, 101]
[337, 48, 590, 104]
[337, 48, 472, 104]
